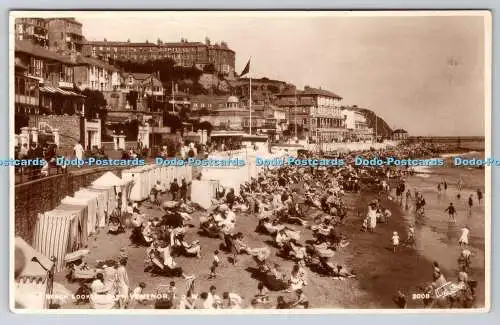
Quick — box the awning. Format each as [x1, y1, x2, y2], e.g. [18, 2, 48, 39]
[40, 86, 85, 97]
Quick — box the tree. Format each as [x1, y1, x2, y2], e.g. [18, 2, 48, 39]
[203, 63, 216, 74]
[14, 113, 29, 134]
[163, 113, 182, 133]
[126, 91, 139, 110]
[81, 89, 107, 119]
[196, 121, 213, 136]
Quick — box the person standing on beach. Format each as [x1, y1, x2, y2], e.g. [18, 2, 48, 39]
[476, 189, 483, 204]
[406, 225, 416, 247]
[443, 180, 448, 191]
[392, 231, 400, 253]
[384, 208, 392, 224]
[445, 202, 456, 222]
[459, 226, 470, 248]
[405, 190, 411, 210]
[467, 195, 474, 217]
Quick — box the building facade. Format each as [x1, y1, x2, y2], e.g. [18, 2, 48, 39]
[192, 95, 255, 131]
[14, 39, 98, 153]
[392, 129, 409, 140]
[47, 18, 85, 55]
[14, 18, 49, 48]
[276, 86, 346, 142]
[341, 107, 374, 142]
[73, 56, 121, 92]
[15, 39, 84, 116]
[83, 38, 236, 76]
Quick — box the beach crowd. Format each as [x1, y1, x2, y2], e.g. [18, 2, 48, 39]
[58, 142, 480, 310]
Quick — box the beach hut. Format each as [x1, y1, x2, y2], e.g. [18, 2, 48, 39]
[61, 196, 98, 236]
[14, 237, 55, 309]
[91, 171, 132, 213]
[121, 167, 149, 202]
[32, 211, 77, 272]
[74, 190, 106, 229]
[191, 179, 220, 209]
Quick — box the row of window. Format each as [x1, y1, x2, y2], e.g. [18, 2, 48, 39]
[92, 45, 232, 54]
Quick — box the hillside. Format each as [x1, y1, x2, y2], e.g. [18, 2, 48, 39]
[354, 107, 393, 138]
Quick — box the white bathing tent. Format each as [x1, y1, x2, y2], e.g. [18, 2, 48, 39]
[91, 171, 132, 213]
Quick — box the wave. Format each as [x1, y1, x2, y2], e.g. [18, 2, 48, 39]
[440, 151, 480, 158]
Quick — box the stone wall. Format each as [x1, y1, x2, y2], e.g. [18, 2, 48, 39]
[15, 167, 124, 245]
[29, 115, 83, 155]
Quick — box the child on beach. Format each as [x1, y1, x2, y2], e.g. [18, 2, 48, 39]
[406, 225, 416, 247]
[445, 202, 456, 222]
[119, 247, 128, 261]
[213, 250, 220, 267]
[392, 231, 400, 253]
[166, 281, 177, 302]
[128, 282, 147, 309]
[361, 217, 368, 232]
[384, 208, 392, 224]
[208, 261, 218, 279]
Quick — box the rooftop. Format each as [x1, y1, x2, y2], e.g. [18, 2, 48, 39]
[302, 86, 342, 100]
[76, 56, 119, 72]
[15, 39, 74, 64]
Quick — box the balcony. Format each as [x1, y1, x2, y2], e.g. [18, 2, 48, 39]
[59, 81, 73, 88]
[314, 127, 346, 132]
[15, 94, 38, 106]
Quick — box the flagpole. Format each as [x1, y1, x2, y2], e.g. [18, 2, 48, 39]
[249, 76, 252, 135]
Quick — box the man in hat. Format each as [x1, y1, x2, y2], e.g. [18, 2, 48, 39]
[170, 179, 180, 201]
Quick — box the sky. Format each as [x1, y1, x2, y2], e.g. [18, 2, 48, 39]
[69, 12, 488, 136]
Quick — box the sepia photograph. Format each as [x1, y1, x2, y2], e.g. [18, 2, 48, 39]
[10, 11, 491, 313]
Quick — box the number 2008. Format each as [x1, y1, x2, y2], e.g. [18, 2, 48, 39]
[412, 293, 431, 300]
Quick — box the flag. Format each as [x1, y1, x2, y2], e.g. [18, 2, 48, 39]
[240, 58, 250, 77]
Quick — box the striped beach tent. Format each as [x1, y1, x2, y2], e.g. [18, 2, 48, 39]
[33, 212, 76, 272]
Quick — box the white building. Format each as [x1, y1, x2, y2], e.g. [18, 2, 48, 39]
[341, 107, 374, 142]
[74, 56, 121, 92]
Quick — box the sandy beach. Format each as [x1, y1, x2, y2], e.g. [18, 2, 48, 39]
[52, 156, 485, 309]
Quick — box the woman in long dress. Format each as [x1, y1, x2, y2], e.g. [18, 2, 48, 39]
[116, 259, 130, 309]
[368, 206, 377, 232]
[459, 226, 470, 248]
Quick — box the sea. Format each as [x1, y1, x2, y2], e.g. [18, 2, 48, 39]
[401, 148, 486, 306]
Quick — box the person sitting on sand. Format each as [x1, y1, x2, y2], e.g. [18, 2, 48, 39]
[458, 249, 472, 272]
[289, 264, 307, 291]
[289, 289, 309, 309]
[332, 264, 356, 280]
[254, 282, 270, 303]
[276, 296, 289, 309]
[222, 291, 244, 309]
[392, 290, 407, 309]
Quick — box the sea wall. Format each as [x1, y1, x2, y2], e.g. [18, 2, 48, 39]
[14, 167, 124, 245]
